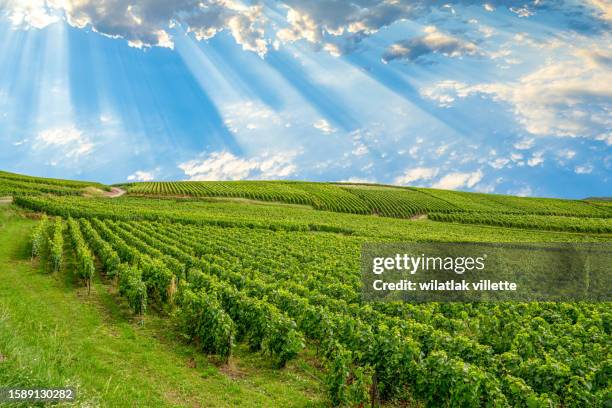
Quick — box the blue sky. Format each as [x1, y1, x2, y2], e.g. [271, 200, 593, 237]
[0, 1, 610, 198]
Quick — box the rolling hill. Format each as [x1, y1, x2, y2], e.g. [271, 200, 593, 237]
[0, 170, 610, 407]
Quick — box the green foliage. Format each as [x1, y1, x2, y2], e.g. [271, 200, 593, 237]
[187, 270, 304, 368]
[341, 184, 456, 217]
[49, 217, 63, 272]
[175, 287, 235, 363]
[122, 179, 611, 221]
[9, 180, 612, 407]
[0, 170, 107, 196]
[117, 264, 147, 315]
[79, 218, 120, 275]
[30, 214, 48, 258]
[429, 212, 612, 233]
[324, 344, 373, 407]
[66, 217, 95, 290]
[418, 188, 610, 217]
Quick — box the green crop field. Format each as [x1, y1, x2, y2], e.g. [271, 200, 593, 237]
[0, 170, 109, 197]
[0, 172, 610, 407]
[121, 180, 612, 220]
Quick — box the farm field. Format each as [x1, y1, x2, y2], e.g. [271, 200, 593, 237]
[0, 170, 109, 197]
[0, 203, 324, 407]
[1, 172, 611, 407]
[122, 180, 612, 220]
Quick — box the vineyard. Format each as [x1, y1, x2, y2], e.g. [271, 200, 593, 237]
[25, 214, 611, 407]
[122, 180, 612, 226]
[0, 170, 108, 196]
[1, 171, 611, 406]
[429, 212, 612, 233]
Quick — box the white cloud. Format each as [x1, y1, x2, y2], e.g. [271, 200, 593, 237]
[420, 80, 470, 108]
[313, 119, 335, 134]
[382, 26, 477, 63]
[272, 1, 562, 57]
[513, 138, 534, 150]
[510, 6, 534, 18]
[223, 101, 280, 133]
[432, 169, 483, 190]
[527, 152, 544, 167]
[394, 167, 438, 185]
[4, 0, 600, 62]
[422, 47, 612, 141]
[3, 0, 268, 54]
[34, 125, 94, 159]
[275, 1, 417, 54]
[340, 177, 375, 183]
[586, 0, 612, 21]
[127, 170, 156, 182]
[99, 114, 114, 123]
[509, 185, 533, 197]
[179, 150, 298, 181]
[595, 132, 612, 145]
[276, 8, 321, 45]
[435, 143, 450, 155]
[488, 157, 510, 169]
[575, 164, 594, 174]
[351, 143, 369, 156]
[5, 0, 60, 29]
[510, 153, 523, 162]
[558, 149, 576, 159]
[322, 42, 342, 57]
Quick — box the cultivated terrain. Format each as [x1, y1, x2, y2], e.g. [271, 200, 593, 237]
[0, 170, 610, 407]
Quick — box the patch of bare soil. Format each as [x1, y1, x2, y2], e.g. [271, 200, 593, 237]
[410, 214, 428, 220]
[84, 187, 126, 198]
[105, 187, 126, 198]
[218, 360, 247, 380]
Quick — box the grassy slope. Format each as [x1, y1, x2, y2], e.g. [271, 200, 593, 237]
[0, 203, 324, 407]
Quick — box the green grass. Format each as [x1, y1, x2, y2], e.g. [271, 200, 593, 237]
[0, 204, 324, 407]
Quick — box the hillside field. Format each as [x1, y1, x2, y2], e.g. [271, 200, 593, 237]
[0, 172, 610, 407]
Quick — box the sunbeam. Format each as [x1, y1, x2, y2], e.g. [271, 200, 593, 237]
[0, 0, 608, 195]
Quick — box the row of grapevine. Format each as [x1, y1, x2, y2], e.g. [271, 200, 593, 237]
[416, 188, 611, 218]
[79, 219, 120, 274]
[108, 220, 306, 367]
[0, 170, 109, 198]
[90, 218, 177, 307]
[340, 185, 457, 217]
[94, 217, 612, 404]
[117, 264, 147, 315]
[122, 179, 612, 219]
[30, 214, 48, 259]
[175, 286, 234, 362]
[66, 218, 96, 292]
[130, 220, 608, 407]
[49, 217, 63, 272]
[0, 177, 83, 196]
[14, 195, 354, 235]
[0, 170, 106, 189]
[185, 271, 304, 367]
[77, 219, 148, 315]
[74, 217, 304, 366]
[103, 220, 524, 404]
[19, 194, 611, 406]
[429, 212, 612, 233]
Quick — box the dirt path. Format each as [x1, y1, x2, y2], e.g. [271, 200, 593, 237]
[104, 187, 126, 198]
